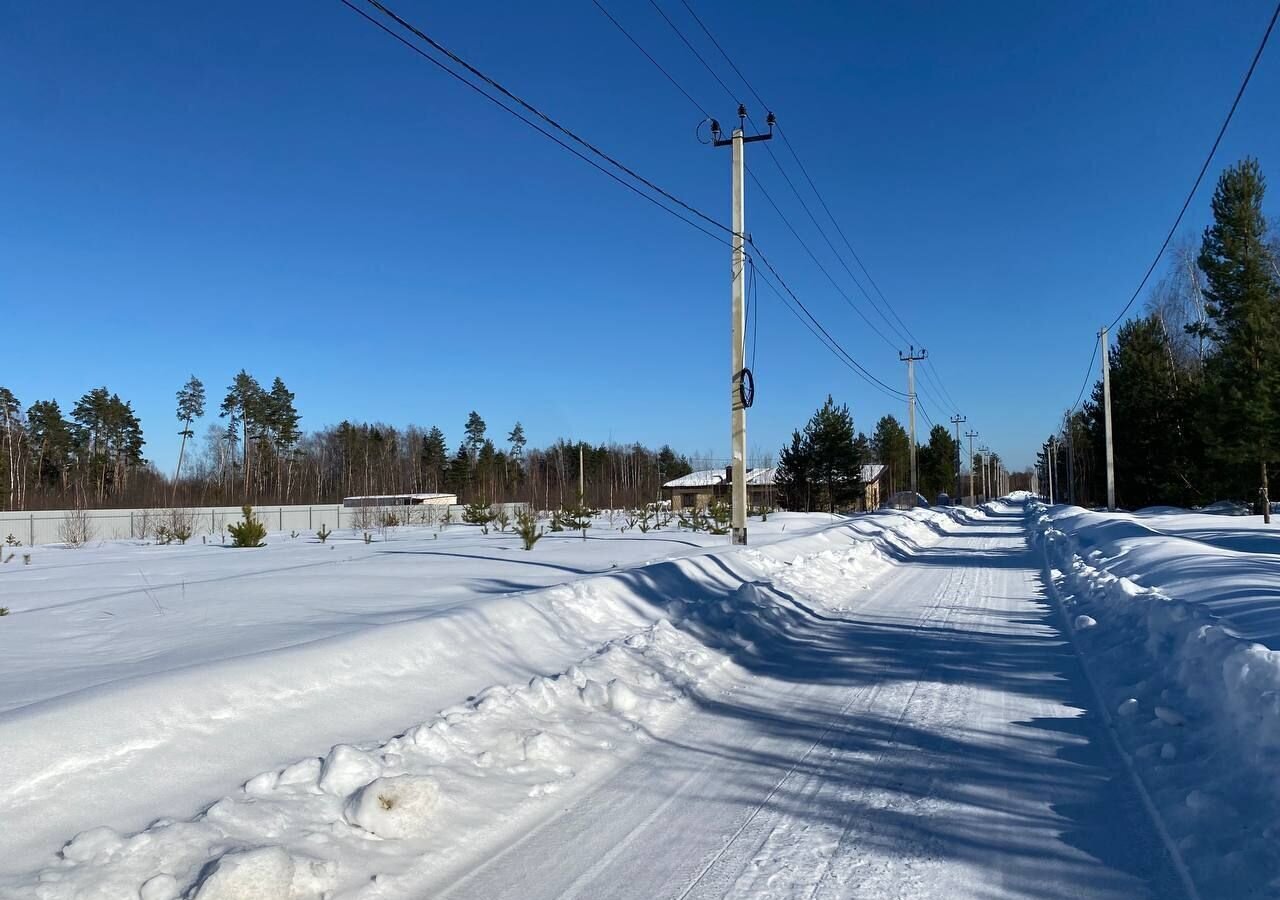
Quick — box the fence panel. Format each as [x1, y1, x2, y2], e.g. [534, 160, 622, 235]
[0, 502, 528, 546]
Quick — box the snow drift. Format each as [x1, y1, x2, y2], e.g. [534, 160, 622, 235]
[1029, 500, 1280, 895]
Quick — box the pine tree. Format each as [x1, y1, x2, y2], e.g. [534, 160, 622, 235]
[464, 411, 487, 460]
[777, 396, 864, 512]
[776, 430, 812, 511]
[507, 422, 526, 461]
[220, 370, 265, 497]
[173, 375, 206, 500]
[27, 400, 74, 492]
[918, 424, 958, 501]
[421, 426, 448, 492]
[1196, 158, 1280, 519]
[871, 415, 911, 495]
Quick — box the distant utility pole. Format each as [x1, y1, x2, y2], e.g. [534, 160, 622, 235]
[950, 414, 966, 502]
[980, 446, 990, 501]
[1047, 437, 1056, 505]
[1064, 409, 1075, 506]
[965, 430, 979, 506]
[900, 346, 928, 496]
[1099, 326, 1116, 511]
[712, 107, 774, 545]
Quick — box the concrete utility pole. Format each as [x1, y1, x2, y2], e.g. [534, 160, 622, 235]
[1047, 438, 1056, 505]
[950, 414, 966, 503]
[900, 346, 928, 496]
[712, 108, 773, 545]
[1064, 409, 1076, 506]
[1100, 326, 1116, 511]
[965, 430, 979, 506]
[980, 447, 990, 501]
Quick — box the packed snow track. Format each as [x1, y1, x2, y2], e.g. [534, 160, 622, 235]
[0, 504, 1189, 899]
[437, 505, 1183, 900]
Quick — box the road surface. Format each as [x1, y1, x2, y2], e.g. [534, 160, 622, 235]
[433, 506, 1185, 900]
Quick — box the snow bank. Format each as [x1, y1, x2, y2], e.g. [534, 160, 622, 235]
[1029, 500, 1280, 895]
[0, 508, 955, 899]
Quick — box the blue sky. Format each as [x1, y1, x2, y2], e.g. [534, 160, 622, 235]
[3, 1, 1278, 471]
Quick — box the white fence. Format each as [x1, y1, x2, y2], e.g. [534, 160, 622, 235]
[0, 502, 527, 547]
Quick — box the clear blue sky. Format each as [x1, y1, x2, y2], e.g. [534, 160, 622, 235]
[4, 1, 1279, 471]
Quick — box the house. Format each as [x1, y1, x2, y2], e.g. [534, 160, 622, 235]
[663, 468, 777, 511]
[860, 464, 888, 511]
[342, 492, 457, 508]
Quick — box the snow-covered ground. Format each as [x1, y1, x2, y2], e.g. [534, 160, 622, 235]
[1032, 500, 1280, 898]
[2, 501, 1261, 898]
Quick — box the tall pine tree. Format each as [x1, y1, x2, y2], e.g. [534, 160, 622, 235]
[1196, 158, 1280, 520]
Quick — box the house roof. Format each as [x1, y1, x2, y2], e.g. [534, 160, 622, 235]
[861, 464, 887, 482]
[663, 467, 776, 489]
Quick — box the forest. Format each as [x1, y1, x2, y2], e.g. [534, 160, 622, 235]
[1037, 158, 1280, 513]
[0, 371, 696, 512]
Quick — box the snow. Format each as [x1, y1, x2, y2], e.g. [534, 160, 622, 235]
[661, 466, 775, 488]
[1031, 499, 1280, 895]
[0, 498, 1257, 897]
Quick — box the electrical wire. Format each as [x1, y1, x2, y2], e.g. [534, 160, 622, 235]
[1071, 340, 1101, 412]
[747, 167, 901, 349]
[589, 0, 711, 119]
[1105, 0, 1280, 330]
[660, 0, 966, 410]
[338, 0, 736, 249]
[348, 0, 735, 242]
[748, 242, 909, 400]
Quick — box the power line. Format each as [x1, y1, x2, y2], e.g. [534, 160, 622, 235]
[660, 0, 966, 408]
[748, 242, 908, 400]
[1105, 0, 1280, 330]
[588, 0, 906, 400]
[348, 0, 735, 242]
[589, 0, 711, 119]
[1071, 340, 1100, 412]
[747, 167, 901, 349]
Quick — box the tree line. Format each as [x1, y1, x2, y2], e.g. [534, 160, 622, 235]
[1037, 158, 1280, 515]
[775, 395, 979, 512]
[0, 372, 698, 511]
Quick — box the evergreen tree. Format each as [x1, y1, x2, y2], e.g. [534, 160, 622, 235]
[446, 443, 472, 495]
[918, 424, 958, 500]
[1196, 158, 1280, 518]
[656, 444, 693, 481]
[776, 430, 812, 511]
[27, 400, 74, 491]
[777, 396, 864, 512]
[173, 375, 206, 495]
[871, 415, 911, 494]
[220, 370, 265, 496]
[1104, 316, 1201, 508]
[421, 426, 448, 492]
[507, 422, 527, 461]
[464, 411, 487, 460]
[266, 377, 301, 453]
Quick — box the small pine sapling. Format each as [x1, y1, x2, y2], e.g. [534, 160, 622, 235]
[227, 505, 267, 548]
[708, 499, 731, 535]
[22, 553, 31, 565]
[494, 507, 511, 533]
[463, 501, 496, 533]
[0, 607, 8, 616]
[4, 534, 21, 547]
[515, 507, 543, 550]
[316, 523, 332, 544]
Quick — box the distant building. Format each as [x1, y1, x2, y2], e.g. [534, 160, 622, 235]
[342, 492, 457, 508]
[662, 468, 776, 511]
[860, 464, 888, 511]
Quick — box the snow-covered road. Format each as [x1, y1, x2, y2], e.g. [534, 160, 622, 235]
[2, 506, 1200, 899]
[434, 507, 1183, 900]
